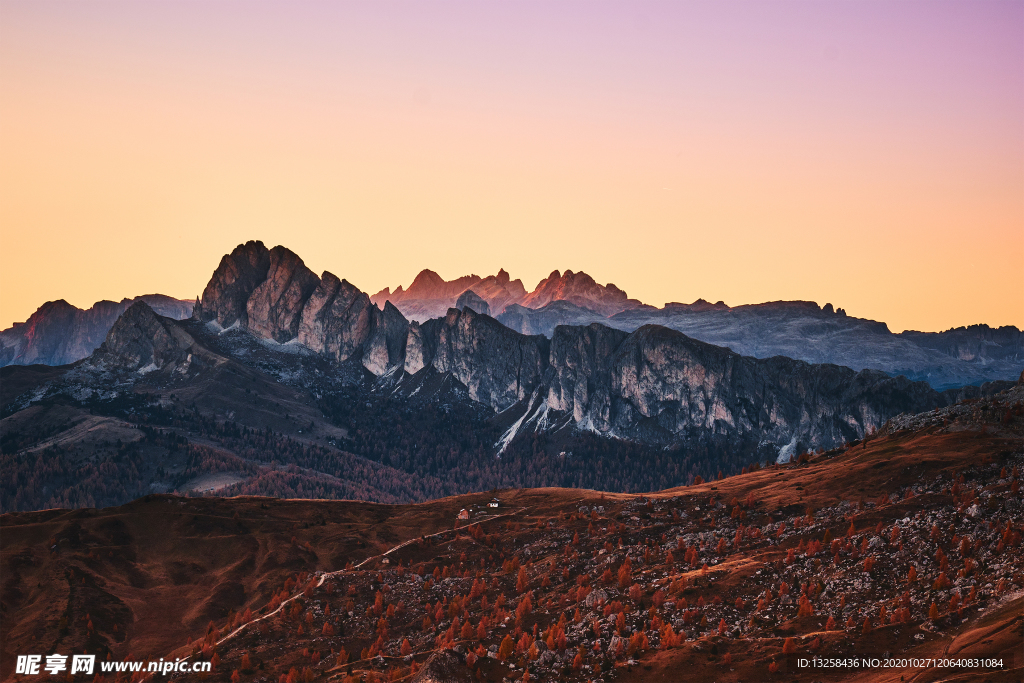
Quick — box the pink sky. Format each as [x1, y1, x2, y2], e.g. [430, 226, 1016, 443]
[1, 0, 1022, 332]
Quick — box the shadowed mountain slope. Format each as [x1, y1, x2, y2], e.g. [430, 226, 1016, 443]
[0, 295, 193, 367]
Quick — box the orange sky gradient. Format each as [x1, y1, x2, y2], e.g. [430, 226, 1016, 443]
[1, 1, 1022, 333]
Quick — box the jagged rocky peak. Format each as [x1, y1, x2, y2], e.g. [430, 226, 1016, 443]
[406, 269, 482, 300]
[97, 301, 195, 371]
[35, 299, 80, 316]
[467, 271, 526, 315]
[455, 289, 490, 316]
[78, 239, 984, 461]
[402, 321, 427, 375]
[521, 269, 646, 317]
[188, 241, 419, 374]
[168, 242, 1024, 453]
[408, 268, 447, 293]
[370, 268, 525, 321]
[195, 240, 273, 328]
[362, 301, 409, 375]
[372, 266, 643, 321]
[192, 242, 414, 372]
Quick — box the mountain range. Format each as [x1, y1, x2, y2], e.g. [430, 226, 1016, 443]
[374, 269, 1022, 391]
[0, 295, 193, 367]
[3, 241, 1020, 515]
[187, 241, 1007, 453]
[370, 267, 646, 320]
[3, 255, 1020, 390]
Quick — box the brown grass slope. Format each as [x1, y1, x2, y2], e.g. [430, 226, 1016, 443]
[2, 391, 1022, 683]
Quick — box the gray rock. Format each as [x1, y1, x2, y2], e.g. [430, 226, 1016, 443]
[362, 301, 409, 375]
[297, 272, 375, 362]
[246, 246, 320, 343]
[543, 323, 947, 451]
[584, 588, 608, 607]
[546, 323, 629, 425]
[455, 290, 490, 316]
[430, 307, 549, 411]
[510, 297, 1024, 390]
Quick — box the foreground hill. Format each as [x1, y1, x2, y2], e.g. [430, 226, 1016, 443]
[2, 386, 1022, 682]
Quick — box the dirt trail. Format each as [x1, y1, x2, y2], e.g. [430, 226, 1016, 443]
[178, 506, 530, 661]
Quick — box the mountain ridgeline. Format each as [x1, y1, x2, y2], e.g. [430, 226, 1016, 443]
[3, 240, 1020, 513]
[3, 247, 1020, 390]
[0, 295, 193, 366]
[372, 264, 1022, 390]
[125, 240, 969, 456]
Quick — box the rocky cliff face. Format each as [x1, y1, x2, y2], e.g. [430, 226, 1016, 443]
[194, 241, 410, 375]
[898, 325, 1024, 364]
[402, 320, 433, 375]
[578, 325, 942, 449]
[194, 241, 272, 329]
[506, 321, 948, 454]
[0, 295, 193, 367]
[546, 323, 629, 425]
[118, 242, 993, 456]
[296, 272, 376, 362]
[362, 302, 409, 376]
[497, 299, 1023, 390]
[245, 246, 321, 343]
[430, 308, 549, 411]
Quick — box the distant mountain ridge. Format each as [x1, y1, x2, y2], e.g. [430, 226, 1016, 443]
[0, 295, 193, 367]
[371, 267, 1023, 390]
[2, 248, 1021, 390]
[370, 267, 648, 321]
[67, 294, 946, 461]
[370, 268, 529, 321]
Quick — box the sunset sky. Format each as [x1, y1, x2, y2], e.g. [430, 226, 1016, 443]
[1, 0, 1021, 333]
